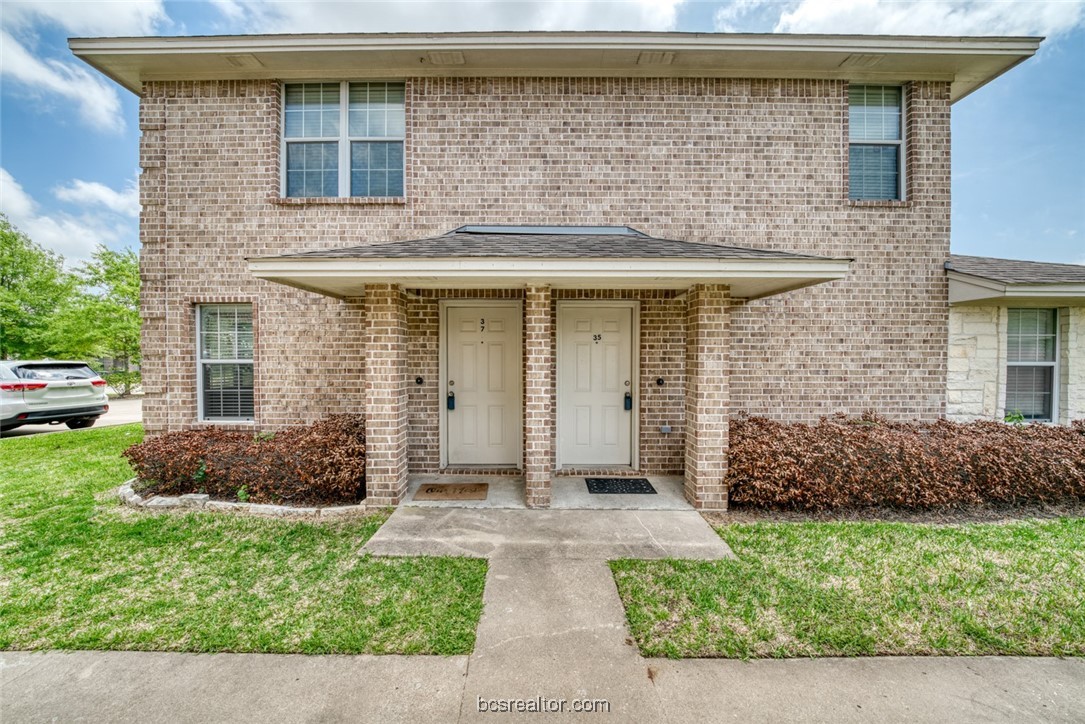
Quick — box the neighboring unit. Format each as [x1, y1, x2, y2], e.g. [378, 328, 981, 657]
[69, 31, 1044, 509]
[946, 255, 1085, 424]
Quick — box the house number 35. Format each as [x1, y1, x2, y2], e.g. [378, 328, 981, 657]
[593, 334, 602, 343]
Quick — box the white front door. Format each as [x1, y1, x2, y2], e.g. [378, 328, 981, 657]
[558, 304, 635, 466]
[445, 304, 522, 466]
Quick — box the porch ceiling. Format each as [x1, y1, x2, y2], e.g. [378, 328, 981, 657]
[247, 227, 851, 300]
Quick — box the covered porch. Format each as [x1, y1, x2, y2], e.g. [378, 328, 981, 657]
[249, 225, 850, 510]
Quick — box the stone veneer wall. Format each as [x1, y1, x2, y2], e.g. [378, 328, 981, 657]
[139, 77, 952, 442]
[1059, 306, 1085, 424]
[946, 305, 1004, 421]
[947, 304, 1085, 424]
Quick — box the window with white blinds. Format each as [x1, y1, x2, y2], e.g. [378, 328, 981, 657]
[283, 81, 405, 198]
[197, 304, 254, 421]
[849, 85, 903, 201]
[1006, 308, 1057, 422]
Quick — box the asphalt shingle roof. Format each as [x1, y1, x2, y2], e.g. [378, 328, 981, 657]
[946, 255, 1085, 285]
[273, 227, 835, 261]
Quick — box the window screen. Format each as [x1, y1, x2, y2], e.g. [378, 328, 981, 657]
[1006, 308, 1057, 421]
[198, 304, 254, 421]
[283, 81, 405, 198]
[849, 85, 903, 201]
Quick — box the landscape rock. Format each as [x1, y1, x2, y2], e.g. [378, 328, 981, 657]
[144, 496, 183, 509]
[179, 494, 210, 508]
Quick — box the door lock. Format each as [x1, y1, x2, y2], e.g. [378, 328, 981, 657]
[624, 391, 633, 411]
[447, 391, 455, 411]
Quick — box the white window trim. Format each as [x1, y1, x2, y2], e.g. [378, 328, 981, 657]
[280, 80, 406, 199]
[1005, 307, 1059, 423]
[848, 83, 907, 202]
[196, 304, 255, 423]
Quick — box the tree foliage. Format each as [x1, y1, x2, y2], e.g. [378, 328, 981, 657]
[0, 214, 142, 395]
[0, 214, 74, 359]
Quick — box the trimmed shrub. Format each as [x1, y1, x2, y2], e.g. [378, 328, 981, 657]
[727, 414, 1085, 510]
[124, 415, 366, 505]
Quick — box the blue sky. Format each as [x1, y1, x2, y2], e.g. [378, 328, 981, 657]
[1, 0, 1082, 264]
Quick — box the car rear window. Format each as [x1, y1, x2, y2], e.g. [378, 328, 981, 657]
[13, 364, 97, 380]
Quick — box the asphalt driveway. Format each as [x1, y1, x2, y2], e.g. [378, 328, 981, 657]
[1, 396, 142, 438]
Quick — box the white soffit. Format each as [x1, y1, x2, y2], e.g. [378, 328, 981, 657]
[247, 256, 851, 300]
[948, 272, 1085, 305]
[69, 31, 1042, 103]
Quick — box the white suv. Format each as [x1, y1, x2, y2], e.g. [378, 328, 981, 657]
[1, 361, 110, 433]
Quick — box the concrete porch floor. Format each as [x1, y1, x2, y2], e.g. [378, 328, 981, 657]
[402, 474, 692, 510]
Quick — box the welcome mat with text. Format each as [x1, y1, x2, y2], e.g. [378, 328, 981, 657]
[412, 483, 490, 501]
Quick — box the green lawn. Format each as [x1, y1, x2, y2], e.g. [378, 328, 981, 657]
[0, 424, 487, 655]
[612, 519, 1085, 659]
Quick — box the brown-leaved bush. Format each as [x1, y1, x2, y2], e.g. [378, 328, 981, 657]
[124, 414, 366, 505]
[727, 414, 1085, 510]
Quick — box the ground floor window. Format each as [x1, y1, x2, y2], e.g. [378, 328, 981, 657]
[1005, 308, 1057, 421]
[197, 304, 254, 421]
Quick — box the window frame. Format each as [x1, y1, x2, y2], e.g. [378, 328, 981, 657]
[1005, 307, 1059, 423]
[280, 80, 406, 199]
[196, 303, 255, 423]
[847, 84, 907, 202]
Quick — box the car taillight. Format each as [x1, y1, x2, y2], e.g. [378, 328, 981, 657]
[0, 382, 48, 392]
[92, 380, 108, 387]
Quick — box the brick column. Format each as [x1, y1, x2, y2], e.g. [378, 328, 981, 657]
[684, 284, 731, 511]
[523, 285, 553, 508]
[364, 284, 409, 506]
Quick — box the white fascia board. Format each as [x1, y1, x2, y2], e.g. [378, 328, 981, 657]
[69, 32, 1041, 55]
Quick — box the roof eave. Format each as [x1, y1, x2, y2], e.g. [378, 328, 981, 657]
[247, 255, 850, 299]
[68, 31, 1042, 100]
[948, 271, 1085, 305]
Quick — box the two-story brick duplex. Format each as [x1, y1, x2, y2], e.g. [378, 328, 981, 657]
[70, 31, 1042, 509]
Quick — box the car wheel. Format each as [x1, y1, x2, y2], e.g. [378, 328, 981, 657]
[65, 418, 97, 430]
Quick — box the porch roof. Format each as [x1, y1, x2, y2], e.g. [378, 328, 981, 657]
[947, 254, 1085, 305]
[248, 226, 851, 299]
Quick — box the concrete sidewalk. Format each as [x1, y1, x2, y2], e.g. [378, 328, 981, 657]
[4, 508, 1084, 722]
[4, 650, 1082, 722]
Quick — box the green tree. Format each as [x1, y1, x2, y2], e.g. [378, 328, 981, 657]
[0, 214, 75, 359]
[44, 245, 142, 396]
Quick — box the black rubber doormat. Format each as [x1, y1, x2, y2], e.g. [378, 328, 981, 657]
[585, 478, 657, 494]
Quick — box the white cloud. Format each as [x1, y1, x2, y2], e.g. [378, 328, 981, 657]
[1, 168, 136, 264]
[54, 179, 140, 218]
[0, 30, 126, 133]
[0, 1, 169, 134]
[1, 0, 167, 37]
[715, 0, 1085, 37]
[211, 0, 683, 33]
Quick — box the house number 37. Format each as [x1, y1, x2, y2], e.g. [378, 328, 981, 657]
[480, 318, 486, 332]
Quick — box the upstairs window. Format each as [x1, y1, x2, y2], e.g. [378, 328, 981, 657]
[1006, 308, 1057, 422]
[849, 85, 903, 201]
[283, 81, 405, 198]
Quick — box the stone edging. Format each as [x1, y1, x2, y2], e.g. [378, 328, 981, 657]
[115, 479, 369, 519]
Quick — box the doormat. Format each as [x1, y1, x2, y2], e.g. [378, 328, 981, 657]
[585, 478, 657, 494]
[412, 483, 489, 501]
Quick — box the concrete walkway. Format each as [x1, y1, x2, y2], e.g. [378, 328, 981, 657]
[4, 508, 1084, 722]
[361, 507, 734, 559]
